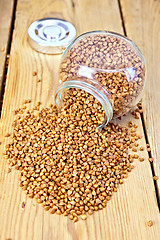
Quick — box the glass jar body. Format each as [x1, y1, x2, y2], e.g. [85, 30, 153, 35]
[56, 31, 145, 128]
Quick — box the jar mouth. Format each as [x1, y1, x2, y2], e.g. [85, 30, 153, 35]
[55, 78, 113, 129]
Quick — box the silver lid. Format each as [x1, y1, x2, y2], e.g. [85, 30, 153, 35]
[28, 18, 76, 54]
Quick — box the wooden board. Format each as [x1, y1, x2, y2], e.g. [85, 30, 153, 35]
[0, 0, 160, 239]
[120, 0, 160, 199]
[0, 0, 15, 96]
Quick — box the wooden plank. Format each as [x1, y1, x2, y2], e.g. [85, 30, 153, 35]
[0, 0, 160, 239]
[0, 0, 15, 96]
[120, 0, 160, 200]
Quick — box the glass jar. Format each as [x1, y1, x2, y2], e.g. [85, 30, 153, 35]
[55, 31, 145, 128]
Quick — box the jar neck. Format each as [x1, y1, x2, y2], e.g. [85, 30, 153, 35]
[55, 77, 113, 129]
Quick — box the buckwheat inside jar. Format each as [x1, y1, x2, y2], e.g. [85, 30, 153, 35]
[58, 31, 145, 120]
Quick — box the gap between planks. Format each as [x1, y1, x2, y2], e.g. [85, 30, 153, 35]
[0, 0, 18, 117]
[117, 0, 160, 210]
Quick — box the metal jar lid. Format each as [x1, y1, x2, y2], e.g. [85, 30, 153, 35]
[28, 18, 76, 54]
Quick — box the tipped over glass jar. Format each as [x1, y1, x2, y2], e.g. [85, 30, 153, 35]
[55, 31, 145, 129]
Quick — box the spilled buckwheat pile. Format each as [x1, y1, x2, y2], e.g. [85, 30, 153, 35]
[4, 88, 144, 222]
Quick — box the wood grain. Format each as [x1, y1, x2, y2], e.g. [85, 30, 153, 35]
[0, 0, 160, 239]
[120, 0, 160, 200]
[0, 0, 15, 96]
